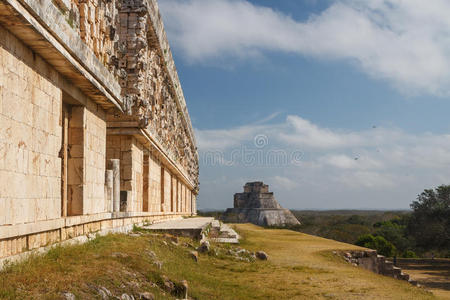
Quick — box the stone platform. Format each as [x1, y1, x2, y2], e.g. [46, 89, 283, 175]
[223, 208, 300, 227]
[142, 217, 239, 243]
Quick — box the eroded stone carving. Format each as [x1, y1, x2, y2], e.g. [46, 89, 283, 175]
[115, 0, 199, 189]
[65, 0, 198, 190]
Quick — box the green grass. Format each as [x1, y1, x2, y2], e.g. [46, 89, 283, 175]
[0, 224, 438, 299]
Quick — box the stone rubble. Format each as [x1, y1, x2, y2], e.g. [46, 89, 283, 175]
[62, 292, 76, 300]
[189, 251, 199, 262]
[138, 292, 155, 300]
[256, 251, 269, 260]
[197, 240, 210, 253]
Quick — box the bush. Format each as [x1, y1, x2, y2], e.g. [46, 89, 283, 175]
[355, 234, 396, 257]
[402, 250, 417, 258]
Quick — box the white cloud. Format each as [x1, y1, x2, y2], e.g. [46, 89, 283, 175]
[195, 115, 450, 208]
[271, 175, 297, 191]
[195, 124, 266, 150]
[160, 0, 450, 96]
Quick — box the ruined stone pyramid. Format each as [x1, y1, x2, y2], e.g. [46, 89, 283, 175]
[222, 182, 300, 227]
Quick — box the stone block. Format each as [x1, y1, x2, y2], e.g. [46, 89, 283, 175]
[69, 128, 84, 145]
[0, 239, 8, 258]
[68, 185, 84, 215]
[54, 0, 71, 12]
[70, 106, 85, 128]
[84, 221, 101, 233]
[121, 151, 132, 165]
[122, 180, 132, 191]
[101, 219, 113, 230]
[28, 232, 44, 250]
[69, 144, 84, 158]
[0, 198, 6, 226]
[35, 198, 47, 222]
[122, 165, 132, 180]
[12, 198, 36, 224]
[88, 6, 96, 24]
[0, 85, 3, 115]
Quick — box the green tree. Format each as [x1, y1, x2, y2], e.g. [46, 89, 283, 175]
[407, 185, 450, 251]
[355, 234, 396, 257]
[373, 221, 412, 253]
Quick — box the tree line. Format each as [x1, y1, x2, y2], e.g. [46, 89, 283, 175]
[199, 184, 450, 258]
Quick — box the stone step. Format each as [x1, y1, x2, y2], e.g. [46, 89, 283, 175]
[211, 237, 240, 244]
[211, 220, 221, 229]
[384, 261, 394, 270]
[392, 266, 402, 276]
[141, 217, 214, 240]
[210, 223, 240, 244]
[408, 279, 419, 286]
[398, 273, 410, 281]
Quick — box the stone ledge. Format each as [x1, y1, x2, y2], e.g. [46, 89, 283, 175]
[0, 218, 65, 241]
[0, 211, 189, 240]
[0, 219, 148, 270]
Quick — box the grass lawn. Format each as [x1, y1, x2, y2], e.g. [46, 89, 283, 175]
[0, 223, 438, 299]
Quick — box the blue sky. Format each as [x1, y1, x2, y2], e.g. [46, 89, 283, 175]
[159, 0, 450, 210]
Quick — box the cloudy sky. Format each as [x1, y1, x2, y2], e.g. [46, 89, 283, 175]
[159, 0, 450, 210]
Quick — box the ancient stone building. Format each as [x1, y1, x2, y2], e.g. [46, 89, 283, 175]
[222, 182, 300, 227]
[0, 0, 198, 263]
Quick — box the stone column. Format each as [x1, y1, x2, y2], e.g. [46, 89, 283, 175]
[105, 169, 114, 212]
[108, 159, 120, 213]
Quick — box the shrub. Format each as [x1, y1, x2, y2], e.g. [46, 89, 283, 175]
[402, 250, 417, 258]
[355, 234, 396, 257]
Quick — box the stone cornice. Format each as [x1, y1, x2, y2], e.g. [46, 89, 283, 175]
[0, 0, 124, 111]
[106, 127, 196, 191]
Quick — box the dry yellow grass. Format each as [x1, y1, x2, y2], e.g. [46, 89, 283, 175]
[0, 223, 439, 299]
[233, 223, 438, 299]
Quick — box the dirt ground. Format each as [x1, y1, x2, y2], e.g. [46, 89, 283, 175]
[397, 258, 450, 299]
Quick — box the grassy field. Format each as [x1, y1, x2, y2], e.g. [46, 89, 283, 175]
[0, 224, 439, 299]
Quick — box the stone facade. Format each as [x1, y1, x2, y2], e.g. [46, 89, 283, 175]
[0, 0, 198, 263]
[223, 182, 300, 227]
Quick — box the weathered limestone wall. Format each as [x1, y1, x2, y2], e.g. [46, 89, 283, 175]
[106, 135, 145, 212]
[84, 105, 107, 214]
[192, 194, 197, 216]
[67, 106, 85, 216]
[130, 139, 144, 212]
[0, 24, 62, 226]
[148, 152, 162, 212]
[0, 22, 110, 221]
[162, 168, 171, 212]
[0, 0, 199, 263]
[180, 184, 185, 212]
[171, 176, 177, 212]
